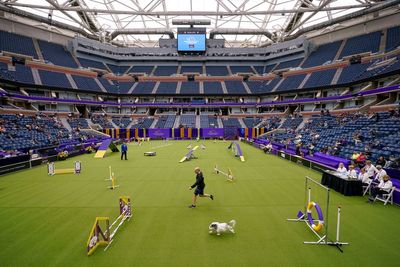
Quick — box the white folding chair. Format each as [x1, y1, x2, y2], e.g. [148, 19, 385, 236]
[363, 182, 372, 196]
[374, 186, 396, 205]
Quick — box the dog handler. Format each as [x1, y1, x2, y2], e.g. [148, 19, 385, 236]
[189, 167, 214, 208]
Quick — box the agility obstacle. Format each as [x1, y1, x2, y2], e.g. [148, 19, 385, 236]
[228, 142, 245, 162]
[87, 196, 132, 256]
[47, 161, 81, 175]
[105, 166, 119, 189]
[214, 164, 234, 181]
[144, 151, 156, 156]
[94, 139, 119, 158]
[287, 176, 348, 251]
[179, 145, 199, 163]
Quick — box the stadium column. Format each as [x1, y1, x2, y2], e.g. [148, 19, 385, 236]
[188, 128, 192, 139]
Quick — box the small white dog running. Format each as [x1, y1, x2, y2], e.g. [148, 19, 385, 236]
[209, 220, 236, 235]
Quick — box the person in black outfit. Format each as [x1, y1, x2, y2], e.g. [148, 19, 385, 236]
[188, 167, 214, 208]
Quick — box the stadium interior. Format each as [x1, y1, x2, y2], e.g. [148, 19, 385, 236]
[0, 0, 399, 266]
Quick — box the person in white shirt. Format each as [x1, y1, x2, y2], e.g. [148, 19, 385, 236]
[364, 160, 377, 179]
[358, 168, 371, 185]
[347, 165, 357, 179]
[374, 165, 387, 181]
[368, 175, 393, 203]
[336, 163, 347, 174]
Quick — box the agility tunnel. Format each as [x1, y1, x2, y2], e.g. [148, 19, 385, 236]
[228, 142, 245, 162]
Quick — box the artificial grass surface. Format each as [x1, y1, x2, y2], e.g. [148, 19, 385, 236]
[0, 140, 399, 267]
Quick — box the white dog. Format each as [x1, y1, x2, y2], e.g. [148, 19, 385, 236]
[209, 220, 236, 235]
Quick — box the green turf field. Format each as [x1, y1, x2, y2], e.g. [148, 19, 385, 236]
[0, 140, 399, 267]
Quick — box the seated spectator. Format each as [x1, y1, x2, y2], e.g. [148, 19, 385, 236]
[374, 165, 387, 181]
[351, 151, 360, 161]
[384, 156, 398, 169]
[347, 165, 357, 179]
[336, 163, 347, 174]
[358, 168, 370, 185]
[375, 156, 386, 167]
[364, 160, 377, 179]
[368, 175, 393, 203]
[356, 152, 366, 168]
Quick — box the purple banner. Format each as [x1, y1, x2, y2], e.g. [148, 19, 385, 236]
[200, 128, 224, 138]
[148, 128, 171, 139]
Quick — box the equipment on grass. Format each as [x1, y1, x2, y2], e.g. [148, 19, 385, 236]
[144, 151, 156, 156]
[214, 164, 234, 181]
[179, 145, 199, 163]
[87, 196, 132, 256]
[107, 172, 119, 190]
[94, 139, 119, 158]
[200, 144, 206, 150]
[228, 142, 245, 162]
[47, 161, 81, 175]
[287, 176, 348, 251]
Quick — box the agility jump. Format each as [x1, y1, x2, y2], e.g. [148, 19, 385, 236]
[179, 145, 199, 163]
[214, 164, 234, 181]
[287, 176, 348, 251]
[87, 196, 132, 256]
[106, 166, 119, 189]
[47, 161, 81, 175]
[228, 142, 245, 162]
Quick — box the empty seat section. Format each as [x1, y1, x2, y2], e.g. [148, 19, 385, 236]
[386, 26, 400, 52]
[337, 63, 370, 84]
[206, 66, 228, 76]
[0, 30, 37, 58]
[153, 66, 177, 76]
[276, 58, 303, 70]
[38, 40, 78, 68]
[276, 74, 307, 91]
[222, 118, 241, 128]
[230, 66, 254, 74]
[9, 64, 35, 84]
[117, 82, 135, 94]
[179, 115, 196, 128]
[253, 66, 264, 75]
[180, 82, 200, 94]
[129, 66, 154, 74]
[72, 75, 101, 92]
[181, 66, 202, 73]
[246, 81, 275, 94]
[106, 64, 130, 75]
[203, 82, 224, 94]
[78, 58, 107, 70]
[155, 115, 176, 128]
[39, 70, 72, 88]
[225, 81, 247, 94]
[302, 41, 342, 68]
[339, 31, 381, 58]
[131, 82, 156, 94]
[304, 69, 336, 88]
[98, 78, 118, 93]
[156, 82, 177, 94]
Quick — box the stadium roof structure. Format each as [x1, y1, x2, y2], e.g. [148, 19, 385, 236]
[0, 0, 398, 47]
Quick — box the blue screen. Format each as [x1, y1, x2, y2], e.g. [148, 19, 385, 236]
[177, 34, 206, 51]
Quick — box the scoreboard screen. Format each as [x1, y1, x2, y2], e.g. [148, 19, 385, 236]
[177, 28, 206, 52]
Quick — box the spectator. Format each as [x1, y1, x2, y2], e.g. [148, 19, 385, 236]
[364, 160, 377, 180]
[336, 163, 347, 174]
[375, 156, 386, 167]
[375, 165, 387, 181]
[347, 165, 357, 179]
[368, 175, 393, 203]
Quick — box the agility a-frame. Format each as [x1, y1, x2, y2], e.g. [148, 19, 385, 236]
[287, 176, 348, 251]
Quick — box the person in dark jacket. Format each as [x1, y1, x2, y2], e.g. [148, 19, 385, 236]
[188, 167, 214, 208]
[121, 142, 128, 160]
